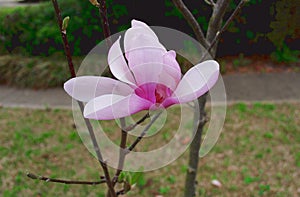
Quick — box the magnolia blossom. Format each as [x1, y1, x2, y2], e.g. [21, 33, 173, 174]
[64, 20, 219, 120]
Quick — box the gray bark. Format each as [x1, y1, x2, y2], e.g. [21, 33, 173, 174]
[178, 1, 230, 197]
[184, 94, 207, 197]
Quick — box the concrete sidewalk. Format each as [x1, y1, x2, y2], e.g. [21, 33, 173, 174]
[0, 72, 299, 109]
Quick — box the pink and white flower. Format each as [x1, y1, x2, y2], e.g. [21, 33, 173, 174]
[64, 20, 219, 120]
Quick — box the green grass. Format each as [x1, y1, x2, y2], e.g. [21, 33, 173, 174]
[0, 103, 299, 196]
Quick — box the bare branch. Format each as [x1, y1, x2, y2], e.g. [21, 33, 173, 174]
[51, 1, 115, 196]
[51, 0, 76, 78]
[123, 113, 150, 132]
[184, 95, 206, 197]
[96, 0, 112, 47]
[112, 119, 127, 186]
[128, 111, 162, 152]
[207, 0, 230, 43]
[116, 189, 125, 196]
[111, 113, 150, 185]
[27, 172, 106, 185]
[185, 1, 248, 196]
[172, 0, 209, 48]
[201, 0, 248, 61]
[204, 0, 215, 6]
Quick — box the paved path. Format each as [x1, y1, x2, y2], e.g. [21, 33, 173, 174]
[0, 72, 299, 109]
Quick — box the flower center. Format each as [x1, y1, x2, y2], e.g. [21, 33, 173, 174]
[135, 83, 172, 104]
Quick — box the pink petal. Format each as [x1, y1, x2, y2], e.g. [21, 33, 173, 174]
[162, 97, 179, 108]
[108, 37, 136, 85]
[134, 83, 157, 103]
[124, 21, 166, 69]
[171, 60, 220, 103]
[130, 63, 178, 90]
[131, 19, 158, 40]
[64, 76, 134, 102]
[84, 94, 152, 120]
[163, 50, 182, 83]
[125, 33, 166, 68]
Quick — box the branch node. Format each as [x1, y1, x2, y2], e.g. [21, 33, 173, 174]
[204, 0, 215, 6]
[124, 148, 131, 155]
[188, 166, 196, 173]
[27, 172, 107, 185]
[172, 0, 209, 47]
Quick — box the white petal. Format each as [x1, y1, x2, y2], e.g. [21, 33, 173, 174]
[163, 50, 182, 83]
[124, 22, 166, 69]
[172, 60, 220, 103]
[108, 37, 136, 85]
[211, 179, 222, 188]
[64, 76, 133, 102]
[131, 19, 158, 40]
[84, 94, 152, 120]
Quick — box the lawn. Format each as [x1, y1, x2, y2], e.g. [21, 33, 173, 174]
[0, 103, 299, 196]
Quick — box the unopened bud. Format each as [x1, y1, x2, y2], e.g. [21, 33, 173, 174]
[89, 0, 100, 7]
[62, 16, 70, 31]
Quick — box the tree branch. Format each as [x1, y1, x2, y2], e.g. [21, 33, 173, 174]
[97, 0, 112, 47]
[184, 94, 207, 197]
[204, 0, 215, 6]
[128, 111, 162, 152]
[207, 0, 230, 44]
[112, 119, 127, 186]
[51, 1, 115, 196]
[201, 0, 248, 61]
[27, 172, 106, 185]
[172, 0, 209, 48]
[184, 1, 248, 197]
[51, 0, 75, 78]
[112, 112, 150, 185]
[77, 102, 115, 197]
[116, 189, 126, 196]
[124, 113, 150, 132]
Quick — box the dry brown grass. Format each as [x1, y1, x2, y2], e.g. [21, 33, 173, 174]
[0, 102, 299, 196]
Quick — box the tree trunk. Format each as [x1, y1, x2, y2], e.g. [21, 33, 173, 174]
[184, 94, 207, 197]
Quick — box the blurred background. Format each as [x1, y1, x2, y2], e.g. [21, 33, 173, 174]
[0, 0, 299, 88]
[0, 1, 300, 196]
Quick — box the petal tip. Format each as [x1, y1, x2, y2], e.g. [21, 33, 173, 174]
[206, 60, 220, 71]
[131, 19, 146, 27]
[63, 78, 75, 96]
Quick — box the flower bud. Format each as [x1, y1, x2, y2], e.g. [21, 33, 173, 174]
[89, 0, 100, 7]
[62, 16, 70, 31]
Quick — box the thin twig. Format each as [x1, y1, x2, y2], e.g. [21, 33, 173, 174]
[204, 0, 215, 6]
[96, 0, 112, 47]
[51, 1, 115, 196]
[112, 112, 162, 189]
[111, 112, 150, 185]
[200, 0, 247, 61]
[123, 113, 150, 132]
[77, 102, 115, 195]
[27, 172, 106, 185]
[51, 0, 75, 78]
[128, 111, 162, 151]
[172, 0, 209, 48]
[116, 189, 125, 195]
[112, 119, 128, 186]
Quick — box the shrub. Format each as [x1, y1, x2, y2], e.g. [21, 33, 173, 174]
[0, 0, 128, 56]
